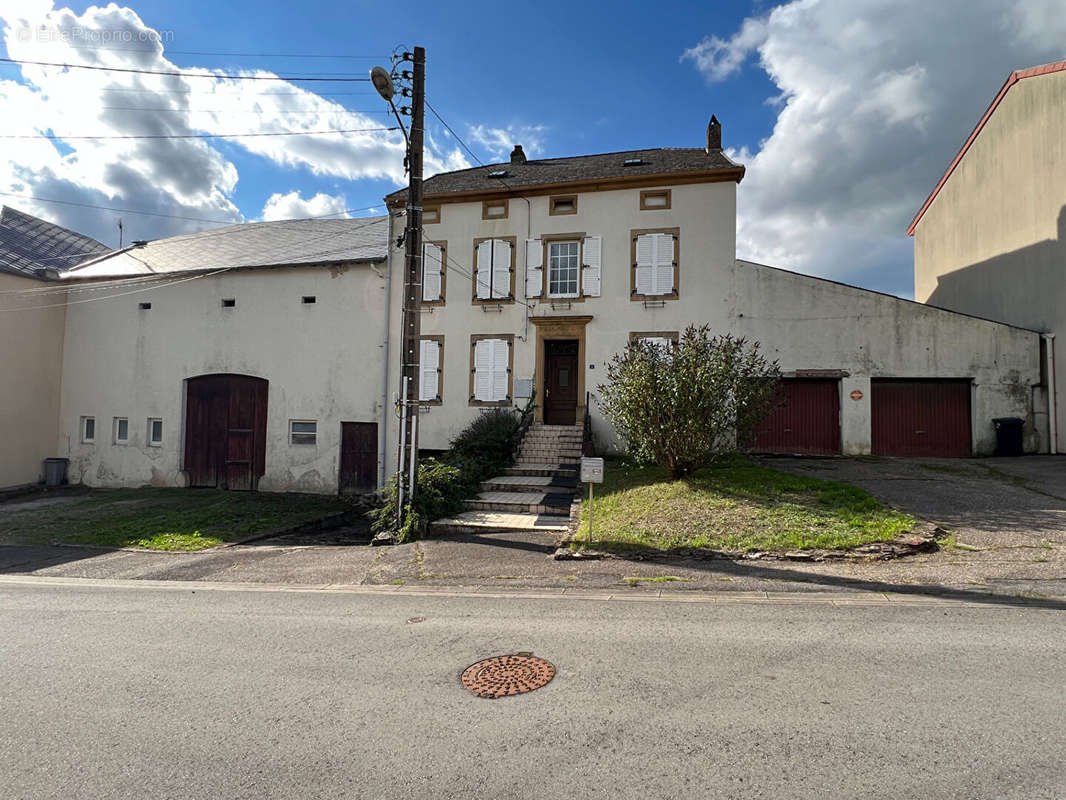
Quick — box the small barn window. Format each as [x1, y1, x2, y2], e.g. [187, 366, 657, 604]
[113, 417, 129, 445]
[147, 418, 163, 447]
[221, 298, 236, 308]
[423, 205, 441, 224]
[81, 416, 95, 444]
[139, 302, 152, 310]
[289, 420, 317, 445]
[302, 296, 317, 304]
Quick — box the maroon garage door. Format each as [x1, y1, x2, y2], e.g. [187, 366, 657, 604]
[871, 379, 972, 457]
[751, 379, 841, 455]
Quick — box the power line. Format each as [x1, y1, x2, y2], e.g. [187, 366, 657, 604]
[15, 41, 382, 60]
[93, 88, 374, 96]
[0, 57, 371, 82]
[426, 99, 486, 166]
[0, 190, 241, 224]
[97, 106, 388, 115]
[0, 268, 232, 311]
[421, 226, 533, 309]
[0, 126, 397, 140]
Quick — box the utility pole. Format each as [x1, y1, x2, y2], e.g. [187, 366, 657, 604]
[400, 46, 425, 511]
[372, 46, 425, 528]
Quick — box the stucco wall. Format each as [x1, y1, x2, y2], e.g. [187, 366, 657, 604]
[737, 262, 1042, 455]
[57, 263, 387, 493]
[913, 68, 1066, 451]
[0, 273, 67, 487]
[385, 181, 739, 460]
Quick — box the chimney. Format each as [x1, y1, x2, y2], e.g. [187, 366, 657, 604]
[706, 115, 722, 152]
[510, 144, 527, 163]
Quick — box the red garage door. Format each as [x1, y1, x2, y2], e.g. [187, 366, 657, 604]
[752, 379, 840, 455]
[871, 379, 971, 457]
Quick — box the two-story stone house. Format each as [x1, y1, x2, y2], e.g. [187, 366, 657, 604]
[385, 118, 1044, 478]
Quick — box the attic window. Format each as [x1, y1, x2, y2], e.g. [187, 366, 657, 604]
[487, 170, 508, 178]
[623, 158, 645, 166]
[139, 302, 152, 310]
[549, 195, 577, 216]
[423, 204, 441, 224]
[221, 298, 236, 308]
[482, 198, 509, 220]
[302, 296, 316, 304]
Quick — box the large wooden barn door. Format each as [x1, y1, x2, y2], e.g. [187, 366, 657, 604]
[339, 422, 378, 494]
[185, 375, 268, 490]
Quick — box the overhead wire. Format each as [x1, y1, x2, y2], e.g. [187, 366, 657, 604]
[0, 268, 232, 311]
[0, 126, 398, 140]
[0, 57, 371, 82]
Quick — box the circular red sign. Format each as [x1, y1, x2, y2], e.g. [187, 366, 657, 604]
[850, 390, 864, 401]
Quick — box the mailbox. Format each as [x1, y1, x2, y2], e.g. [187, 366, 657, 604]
[580, 457, 604, 483]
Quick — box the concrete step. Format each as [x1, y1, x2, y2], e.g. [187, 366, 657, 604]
[468, 490, 573, 514]
[503, 464, 578, 478]
[481, 475, 578, 492]
[431, 510, 571, 536]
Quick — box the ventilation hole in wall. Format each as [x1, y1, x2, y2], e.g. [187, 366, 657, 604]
[302, 296, 317, 304]
[221, 298, 236, 308]
[139, 302, 152, 310]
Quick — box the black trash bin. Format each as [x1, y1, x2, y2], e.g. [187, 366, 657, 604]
[991, 417, 1024, 457]
[43, 457, 69, 487]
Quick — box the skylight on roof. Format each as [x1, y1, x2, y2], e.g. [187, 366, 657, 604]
[623, 158, 645, 166]
[487, 170, 508, 178]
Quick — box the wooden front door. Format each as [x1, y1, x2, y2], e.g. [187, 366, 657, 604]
[544, 340, 579, 425]
[184, 374, 268, 490]
[339, 422, 378, 493]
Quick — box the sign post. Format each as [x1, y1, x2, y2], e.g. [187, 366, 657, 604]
[580, 457, 604, 546]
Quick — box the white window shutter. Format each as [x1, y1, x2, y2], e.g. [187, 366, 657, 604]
[419, 339, 439, 401]
[474, 339, 493, 401]
[525, 238, 543, 298]
[492, 239, 511, 299]
[491, 339, 509, 401]
[635, 234, 655, 295]
[653, 233, 675, 295]
[422, 242, 443, 302]
[475, 240, 493, 299]
[582, 235, 602, 297]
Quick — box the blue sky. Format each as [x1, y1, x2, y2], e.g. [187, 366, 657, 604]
[2, 0, 1065, 296]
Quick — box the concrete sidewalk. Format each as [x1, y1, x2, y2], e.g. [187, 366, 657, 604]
[1, 456, 1063, 603]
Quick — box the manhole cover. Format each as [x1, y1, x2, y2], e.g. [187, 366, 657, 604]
[461, 654, 555, 699]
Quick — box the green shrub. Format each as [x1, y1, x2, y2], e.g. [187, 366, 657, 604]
[370, 408, 524, 543]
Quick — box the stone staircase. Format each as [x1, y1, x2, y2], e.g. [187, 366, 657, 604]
[431, 421, 583, 535]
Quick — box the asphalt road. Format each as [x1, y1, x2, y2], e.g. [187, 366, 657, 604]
[1, 580, 1064, 799]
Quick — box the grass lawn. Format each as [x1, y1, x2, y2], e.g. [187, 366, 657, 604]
[576, 458, 916, 553]
[0, 488, 349, 551]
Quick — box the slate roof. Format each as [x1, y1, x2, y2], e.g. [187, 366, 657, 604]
[386, 147, 743, 202]
[0, 206, 111, 279]
[63, 215, 390, 279]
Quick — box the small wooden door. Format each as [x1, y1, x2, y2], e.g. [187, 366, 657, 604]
[185, 374, 268, 490]
[544, 340, 579, 425]
[339, 422, 378, 493]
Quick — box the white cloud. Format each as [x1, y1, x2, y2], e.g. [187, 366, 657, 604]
[0, 1, 468, 243]
[467, 124, 547, 160]
[683, 0, 1066, 296]
[260, 190, 348, 221]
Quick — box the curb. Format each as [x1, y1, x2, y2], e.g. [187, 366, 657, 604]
[1, 573, 1061, 609]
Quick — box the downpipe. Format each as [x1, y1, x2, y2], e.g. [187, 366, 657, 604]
[1044, 333, 1058, 455]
